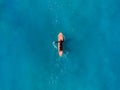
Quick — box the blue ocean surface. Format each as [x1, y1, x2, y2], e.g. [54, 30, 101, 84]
[0, 0, 120, 90]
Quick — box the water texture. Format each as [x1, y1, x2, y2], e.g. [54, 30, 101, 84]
[0, 0, 120, 90]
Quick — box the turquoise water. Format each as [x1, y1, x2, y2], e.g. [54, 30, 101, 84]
[0, 0, 120, 90]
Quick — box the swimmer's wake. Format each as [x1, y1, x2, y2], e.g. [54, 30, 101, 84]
[52, 41, 57, 49]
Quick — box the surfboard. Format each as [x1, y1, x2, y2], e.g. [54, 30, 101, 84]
[58, 32, 64, 57]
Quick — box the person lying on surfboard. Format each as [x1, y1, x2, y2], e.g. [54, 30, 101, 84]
[52, 32, 64, 57]
[55, 39, 64, 51]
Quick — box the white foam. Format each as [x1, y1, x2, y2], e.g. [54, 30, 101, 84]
[52, 41, 57, 49]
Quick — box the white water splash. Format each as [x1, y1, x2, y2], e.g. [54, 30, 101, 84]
[52, 41, 57, 49]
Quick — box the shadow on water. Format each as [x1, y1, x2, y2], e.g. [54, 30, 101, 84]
[63, 35, 81, 57]
[63, 38, 72, 54]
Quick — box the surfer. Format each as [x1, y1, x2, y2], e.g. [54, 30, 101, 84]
[54, 39, 64, 51]
[58, 40, 64, 51]
[52, 32, 64, 56]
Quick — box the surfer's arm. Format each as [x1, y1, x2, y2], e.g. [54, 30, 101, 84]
[54, 41, 62, 43]
[54, 40, 64, 43]
[55, 41, 58, 43]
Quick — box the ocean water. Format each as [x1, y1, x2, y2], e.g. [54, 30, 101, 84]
[0, 0, 120, 90]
